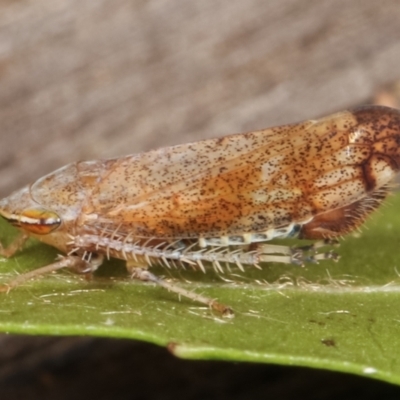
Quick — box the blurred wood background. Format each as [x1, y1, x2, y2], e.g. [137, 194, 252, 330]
[1, 0, 400, 398]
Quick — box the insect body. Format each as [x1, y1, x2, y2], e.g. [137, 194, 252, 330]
[1, 105, 400, 315]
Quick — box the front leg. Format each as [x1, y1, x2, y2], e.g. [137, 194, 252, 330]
[0, 253, 104, 292]
[0, 232, 29, 258]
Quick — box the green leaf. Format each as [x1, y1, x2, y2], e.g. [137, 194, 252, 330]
[1, 193, 400, 385]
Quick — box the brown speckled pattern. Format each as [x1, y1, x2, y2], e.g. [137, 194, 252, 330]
[1, 105, 400, 251]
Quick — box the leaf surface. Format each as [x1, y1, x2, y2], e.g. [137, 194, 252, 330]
[1, 193, 400, 384]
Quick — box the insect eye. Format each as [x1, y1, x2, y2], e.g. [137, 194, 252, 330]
[18, 209, 61, 235]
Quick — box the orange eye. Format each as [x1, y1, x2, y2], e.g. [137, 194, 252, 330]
[19, 209, 61, 235]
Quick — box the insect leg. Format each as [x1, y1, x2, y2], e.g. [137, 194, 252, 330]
[256, 241, 339, 265]
[0, 233, 29, 258]
[126, 260, 233, 317]
[0, 254, 104, 292]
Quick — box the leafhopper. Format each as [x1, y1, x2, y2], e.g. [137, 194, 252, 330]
[0, 105, 399, 315]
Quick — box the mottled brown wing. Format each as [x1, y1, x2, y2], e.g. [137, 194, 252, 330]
[87, 106, 400, 239]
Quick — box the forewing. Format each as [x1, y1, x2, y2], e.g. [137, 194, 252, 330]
[87, 110, 369, 238]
